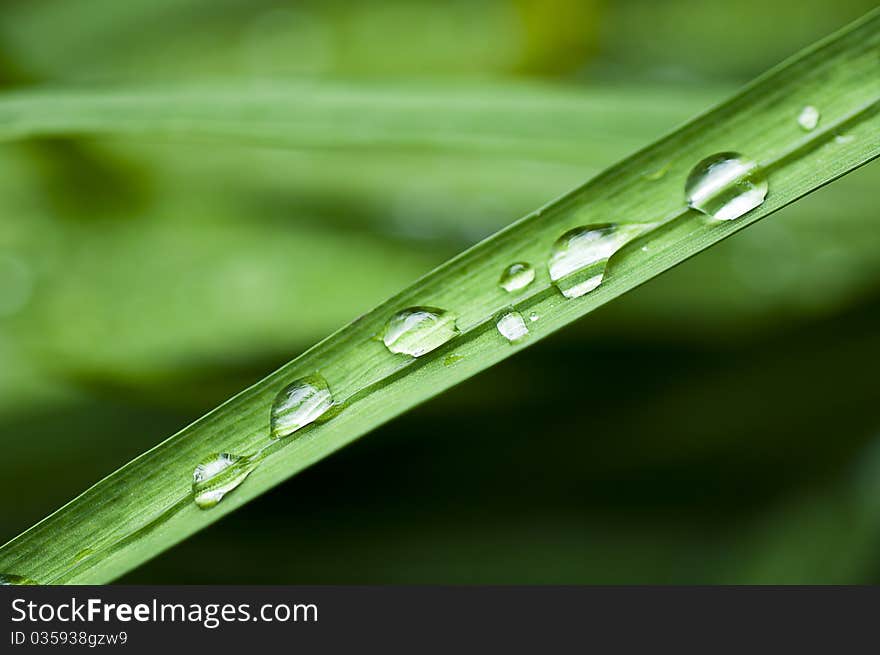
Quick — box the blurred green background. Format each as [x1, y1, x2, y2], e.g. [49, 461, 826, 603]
[2, 0, 879, 583]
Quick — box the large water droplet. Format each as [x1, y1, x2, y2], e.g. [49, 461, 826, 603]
[498, 262, 535, 293]
[797, 105, 820, 131]
[548, 223, 653, 298]
[496, 311, 528, 343]
[192, 453, 256, 509]
[0, 574, 38, 585]
[382, 306, 459, 357]
[685, 152, 768, 221]
[270, 373, 334, 439]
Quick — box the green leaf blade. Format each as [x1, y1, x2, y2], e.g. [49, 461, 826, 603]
[1, 9, 878, 584]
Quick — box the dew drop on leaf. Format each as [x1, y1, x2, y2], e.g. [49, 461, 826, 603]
[685, 152, 768, 221]
[496, 311, 528, 343]
[797, 105, 820, 131]
[270, 373, 334, 439]
[498, 262, 535, 293]
[192, 453, 257, 510]
[548, 223, 655, 298]
[382, 306, 459, 357]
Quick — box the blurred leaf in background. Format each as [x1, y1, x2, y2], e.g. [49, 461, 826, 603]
[1, 0, 878, 583]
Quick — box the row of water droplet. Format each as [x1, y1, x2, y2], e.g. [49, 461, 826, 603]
[192, 373, 335, 509]
[189, 145, 781, 511]
[3, 107, 835, 585]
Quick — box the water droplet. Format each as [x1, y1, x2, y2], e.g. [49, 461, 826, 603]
[443, 353, 464, 366]
[685, 152, 768, 221]
[797, 105, 820, 131]
[271, 374, 334, 439]
[528, 312, 539, 322]
[498, 262, 535, 293]
[192, 453, 257, 510]
[496, 311, 528, 343]
[0, 574, 37, 585]
[835, 134, 854, 145]
[548, 223, 654, 298]
[382, 306, 459, 357]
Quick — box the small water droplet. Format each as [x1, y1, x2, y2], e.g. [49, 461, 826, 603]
[192, 453, 257, 510]
[548, 223, 654, 298]
[528, 311, 539, 322]
[382, 306, 459, 357]
[498, 262, 535, 293]
[835, 134, 854, 145]
[271, 373, 334, 439]
[685, 152, 767, 221]
[443, 353, 464, 366]
[797, 105, 820, 131]
[496, 311, 528, 343]
[0, 574, 38, 585]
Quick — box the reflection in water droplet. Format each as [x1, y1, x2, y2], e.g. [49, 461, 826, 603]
[271, 374, 334, 439]
[382, 306, 459, 357]
[528, 312, 539, 322]
[443, 353, 464, 366]
[192, 453, 257, 509]
[0, 574, 38, 585]
[496, 311, 528, 343]
[498, 262, 535, 293]
[685, 152, 767, 221]
[548, 223, 654, 298]
[797, 105, 820, 131]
